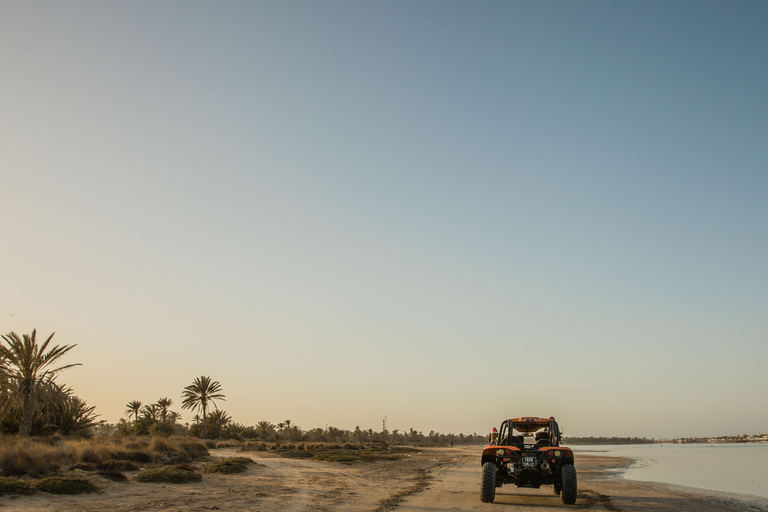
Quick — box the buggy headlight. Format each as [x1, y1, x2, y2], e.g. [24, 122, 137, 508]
[496, 449, 505, 456]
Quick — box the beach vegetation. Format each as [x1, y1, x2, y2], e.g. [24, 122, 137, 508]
[0, 476, 34, 495]
[204, 456, 254, 474]
[0, 435, 209, 478]
[33, 476, 98, 494]
[135, 465, 202, 483]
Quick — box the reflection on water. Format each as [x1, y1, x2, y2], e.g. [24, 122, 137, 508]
[574, 443, 768, 503]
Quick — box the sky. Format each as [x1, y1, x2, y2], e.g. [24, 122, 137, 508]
[1, 1, 766, 439]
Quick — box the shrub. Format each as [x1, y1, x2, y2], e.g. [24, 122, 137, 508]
[148, 437, 176, 454]
[0, 477, 34, 495]
[178, 440, 209, 459]
[34, 477, 98, 494]
[238, 441, 266, 452]
[149, 422, 176, 438]
[0, 441, 58, 477]
[98, 459, 139, 472]
[124, 440, 148, 451]
[204, 457, 254, 474]
[79, 447, 103, 464]
[112, 450, 153, 464]
[135, 466, 202, 484]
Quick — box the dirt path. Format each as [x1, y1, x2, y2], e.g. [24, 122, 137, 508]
[397, 447, 757, 512]
[1, 446, 759, 511]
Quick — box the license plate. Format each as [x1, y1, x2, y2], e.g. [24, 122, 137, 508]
[522, 456, 536, 467]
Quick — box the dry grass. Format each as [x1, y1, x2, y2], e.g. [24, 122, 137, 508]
[0, 435, 210, 478]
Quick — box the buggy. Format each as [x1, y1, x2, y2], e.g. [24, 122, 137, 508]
[480, 416, 577, 504]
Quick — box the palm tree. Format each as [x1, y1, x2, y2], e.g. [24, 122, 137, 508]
[156, 397, 173, 422]
[205, 409, 231, 439]
[125, 400, 142, 423]
[180, 376, 225, 438]
[0, 330, 80, 436]
[141, 403, 160, 422]
[255, 420, 276, 440]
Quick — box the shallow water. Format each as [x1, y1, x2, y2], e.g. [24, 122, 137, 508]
[574, 443, 768, 501]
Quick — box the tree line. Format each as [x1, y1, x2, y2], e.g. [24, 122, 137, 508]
[0, 330, 97, 436]
[1, 329, 486, 445]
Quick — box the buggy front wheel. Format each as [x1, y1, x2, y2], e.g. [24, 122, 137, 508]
[561, 464, 577, 504]
[480, 462, 496, 503]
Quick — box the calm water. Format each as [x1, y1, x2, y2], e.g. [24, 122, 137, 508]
[574, 443, 768, 507]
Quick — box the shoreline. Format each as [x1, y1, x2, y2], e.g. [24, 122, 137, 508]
[577, 451, 768, 511]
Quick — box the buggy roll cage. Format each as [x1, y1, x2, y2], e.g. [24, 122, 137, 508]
[493, 417, 561, 448]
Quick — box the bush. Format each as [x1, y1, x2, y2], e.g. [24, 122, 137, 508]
[135, 466, 202, 484]
[0, 477, 34, 495]
[98, 459, 139, 472]
[148, 437, 176, 454]
[34, 477, 98, 494]
[112, 449, 153, 464]
[204, 457, 254, 474]
[179, 440, 209, 459]
[215, 440, 241, 448]
[124, 440, 148, 450]
[149, 422, 176, 438]
[238, 441, 267, 452]
[0, 441, 58, 477]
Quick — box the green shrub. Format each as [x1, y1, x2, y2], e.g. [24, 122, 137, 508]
[204, 457, 254, 474]
[34, 477, 98, 494]
[135, 466, 202, 484]
[0, 477, 34, 495]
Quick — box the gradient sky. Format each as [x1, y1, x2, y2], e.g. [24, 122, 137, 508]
[2, 1, 766, 439]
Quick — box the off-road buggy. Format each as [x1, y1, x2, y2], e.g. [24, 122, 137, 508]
[480, 416, 577, 504]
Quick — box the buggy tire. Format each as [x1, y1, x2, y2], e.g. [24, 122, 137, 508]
[480, 462, 496, 503]
[561, 464, 577, 504]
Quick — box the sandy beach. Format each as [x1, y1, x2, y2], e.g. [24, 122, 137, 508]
[2, 445, 762, 512]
